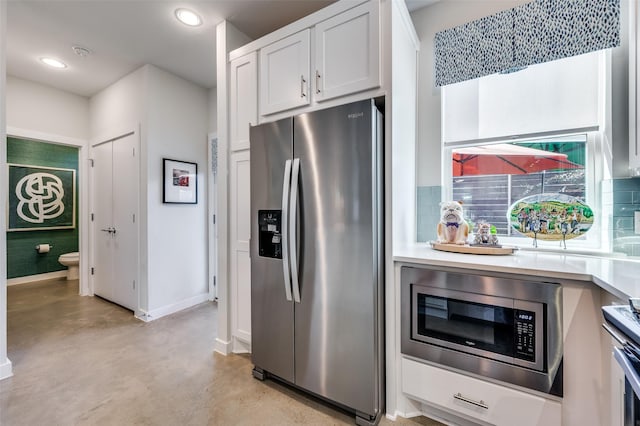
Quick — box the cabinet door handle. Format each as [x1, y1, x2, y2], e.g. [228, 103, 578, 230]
[300, 75, 306, 98]
[315, 70, 321, 94]
[453, 393, 488, 410]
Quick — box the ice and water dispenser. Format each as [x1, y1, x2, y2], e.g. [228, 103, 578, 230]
[258, 210, 282, 259]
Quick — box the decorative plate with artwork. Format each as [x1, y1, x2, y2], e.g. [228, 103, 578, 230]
[507, 194, 593, 241]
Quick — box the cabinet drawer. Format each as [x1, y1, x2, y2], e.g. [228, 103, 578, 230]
[401, 357, 561, 426]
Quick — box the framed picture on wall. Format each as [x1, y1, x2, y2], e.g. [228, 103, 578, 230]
[163, 158, 197, 204]
[7, 163, 77, 231]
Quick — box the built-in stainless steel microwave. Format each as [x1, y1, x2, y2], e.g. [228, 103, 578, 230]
[401, 266, 563, 397]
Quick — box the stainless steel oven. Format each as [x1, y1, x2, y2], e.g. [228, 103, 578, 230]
[603, 304, 640, 426]
[401, 266, 563, 397]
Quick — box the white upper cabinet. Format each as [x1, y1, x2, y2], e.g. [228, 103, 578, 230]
[230, 52, 258, 151]
[259, 30, 311, 116]
[255, 1, 381, 117]
[313, 1, 380, 102]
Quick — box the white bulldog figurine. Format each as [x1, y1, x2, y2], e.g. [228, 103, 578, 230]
[436, 201, 469, 245]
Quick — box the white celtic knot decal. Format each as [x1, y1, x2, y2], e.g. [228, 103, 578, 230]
[15, 172, 65, 224]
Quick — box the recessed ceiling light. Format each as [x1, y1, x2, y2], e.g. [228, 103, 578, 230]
[175, 8, 202, 27]
[40, 57, 67, 69]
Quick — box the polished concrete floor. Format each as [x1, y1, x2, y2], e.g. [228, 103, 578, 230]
[0, 278, 442, 425]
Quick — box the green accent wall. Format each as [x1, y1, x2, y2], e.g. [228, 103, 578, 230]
[6, 137, 79, 278]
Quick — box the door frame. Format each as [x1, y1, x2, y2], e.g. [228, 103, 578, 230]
[207, 132, 218, 301]
[6, 127, 90, 295]
[89, 127, 140, 314]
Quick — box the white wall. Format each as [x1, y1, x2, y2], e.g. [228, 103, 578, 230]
[208, 87, 217, 134]
[145, 65, 209, 312]
[90, 66, 147, 309]
[90, 64, 209, 317]
[7, 76, 91, 295]
[7, 76, 89, 141]
[90, 67, 144, 143]
[0, 0, 13, 381]
[410, 0, 532, 187]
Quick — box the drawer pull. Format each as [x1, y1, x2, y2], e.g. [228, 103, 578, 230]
[453, 392, 489, 410]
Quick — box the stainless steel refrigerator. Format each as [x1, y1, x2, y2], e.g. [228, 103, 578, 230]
[250, 99, 384, 425]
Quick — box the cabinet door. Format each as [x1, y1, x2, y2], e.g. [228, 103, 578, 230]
[314, 1, 379, 102]
[259, 30, 310, 115]
[230, 52, 257, 151]
[230, 150, 252, 348]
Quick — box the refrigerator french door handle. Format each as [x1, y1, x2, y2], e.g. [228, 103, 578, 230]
[289, 158, 301, 303]
[281, 159, 293, 302]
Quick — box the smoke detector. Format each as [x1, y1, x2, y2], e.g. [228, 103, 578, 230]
[72, 45, 92, 57]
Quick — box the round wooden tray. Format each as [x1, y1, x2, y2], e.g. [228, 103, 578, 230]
[430, 241, 516, 255]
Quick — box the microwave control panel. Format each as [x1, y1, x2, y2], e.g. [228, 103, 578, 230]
[514, 310, 536, 362]
[258, 210, 282, 259]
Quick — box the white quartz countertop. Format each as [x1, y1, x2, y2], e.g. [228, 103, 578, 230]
[394, 244, 640, 300]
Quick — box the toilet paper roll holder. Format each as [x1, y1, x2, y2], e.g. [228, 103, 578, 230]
[35, 244, 53, 252]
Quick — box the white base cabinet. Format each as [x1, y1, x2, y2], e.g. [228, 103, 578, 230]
[401, 357, 561, 426]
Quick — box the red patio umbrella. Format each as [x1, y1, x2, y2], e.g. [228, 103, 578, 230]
[452, 144, 583, 176]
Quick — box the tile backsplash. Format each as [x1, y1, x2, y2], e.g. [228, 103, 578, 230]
[607, 177, 640, 257]
[418, 179, 640, 258]
[416, 186, 442, 243]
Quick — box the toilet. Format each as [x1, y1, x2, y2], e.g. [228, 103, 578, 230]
[58, 252, 80, 280]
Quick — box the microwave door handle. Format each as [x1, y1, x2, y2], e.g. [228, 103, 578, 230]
[281, 159, 293, 302]
[290, 158, 301, 303]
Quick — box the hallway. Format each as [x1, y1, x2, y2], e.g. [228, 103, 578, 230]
[0, 279, 438, 425]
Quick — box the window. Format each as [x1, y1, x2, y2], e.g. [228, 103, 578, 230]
[440, 50, 610, 252]
[446, 135, 588, 239]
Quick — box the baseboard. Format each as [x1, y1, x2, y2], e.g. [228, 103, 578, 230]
[141, 293, 210, 322]
[233, 337, 251, 354]
[7, 271, 67, 286]
[214, 338, 232, 355]
[386, 409, 425, 422]
[0, 358, 13, 380]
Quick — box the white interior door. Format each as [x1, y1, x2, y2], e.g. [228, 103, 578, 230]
[93, 142, 115, 300]
[111, 134, 138, 310]
[92, 133, 139, 311]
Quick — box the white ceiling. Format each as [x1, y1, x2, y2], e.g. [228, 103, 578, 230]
[7, 0, 437, 98]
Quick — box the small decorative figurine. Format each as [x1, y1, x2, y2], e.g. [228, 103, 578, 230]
[472, 222, 500, 247]
[436, 201, 469, 245]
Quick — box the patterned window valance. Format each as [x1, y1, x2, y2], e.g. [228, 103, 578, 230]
[434, 0, 620, 87]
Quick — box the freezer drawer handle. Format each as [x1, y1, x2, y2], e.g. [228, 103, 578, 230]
[453, 393, 488, 410]
[290, 158, 301, 303]
[281, 159, 293, 302]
